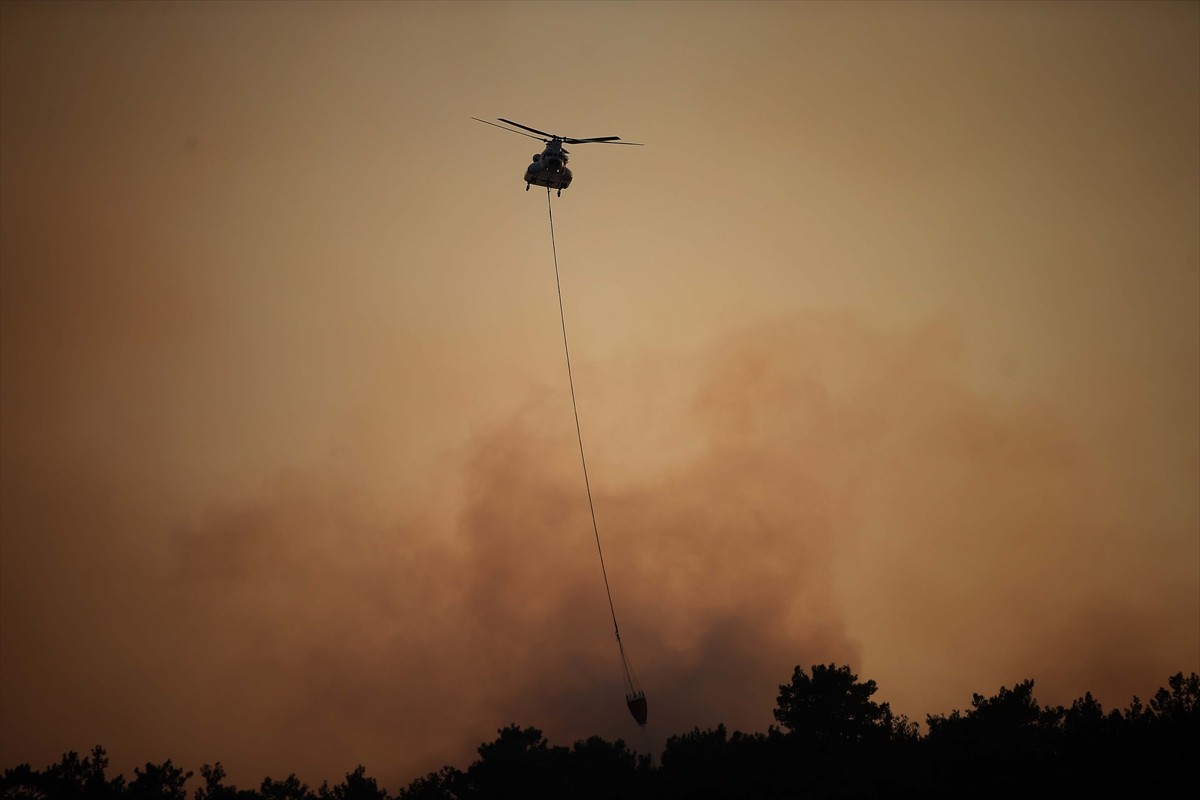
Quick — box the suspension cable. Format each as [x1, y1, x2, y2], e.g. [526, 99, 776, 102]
[546, 189, 639, 696]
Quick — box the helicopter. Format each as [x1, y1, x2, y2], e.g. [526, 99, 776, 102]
[472, 117, 643, 195]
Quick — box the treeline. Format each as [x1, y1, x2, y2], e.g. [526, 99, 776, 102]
[3, 666, 1197, 799]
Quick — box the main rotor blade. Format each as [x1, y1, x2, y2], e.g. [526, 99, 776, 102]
[497, 117, 558, 139]
[572, 139, 645, 146]
[471, 117, 546, 142]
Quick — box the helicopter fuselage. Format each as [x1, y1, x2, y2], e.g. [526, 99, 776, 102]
[524, 140, 572, 191]
[472, 117, 641, 194]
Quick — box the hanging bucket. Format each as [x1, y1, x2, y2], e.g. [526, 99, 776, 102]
[626, 691, 648, 726]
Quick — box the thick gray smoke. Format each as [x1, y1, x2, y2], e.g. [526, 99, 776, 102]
[3, 315, 1197, 791]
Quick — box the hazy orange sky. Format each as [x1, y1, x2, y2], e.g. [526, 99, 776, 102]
[2, 0, 1197, 790]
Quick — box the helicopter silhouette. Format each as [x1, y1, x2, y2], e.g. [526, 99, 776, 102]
[472, 117, 643, 195]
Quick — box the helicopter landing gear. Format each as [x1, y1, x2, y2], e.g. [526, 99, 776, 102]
[525, 183, 530, 192]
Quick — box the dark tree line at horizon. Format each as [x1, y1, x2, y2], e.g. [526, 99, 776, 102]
[4, 665, 1197, 799]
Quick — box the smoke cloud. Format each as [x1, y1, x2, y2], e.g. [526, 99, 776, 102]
[4, 309, 1195, 790]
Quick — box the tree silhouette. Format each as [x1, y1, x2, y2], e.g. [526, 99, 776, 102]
[1149, 671, 1200, 724]
[0, 746, 125, 800]
[259, 774, 316, 800]
[394, 766, 461, 800]
[659, 724, 783, 800]
[925, 679, 1072, 797]
[659, 724, 736, 799]
[561, 736, 646, 800]
[1140, 671, 1200, 794]
[194, 762, 260, 800]
[126, 760, 192, 800]
[773, 663, 913, 744]
[457, 724, 569, 800]
[2, 667, 1197, 799]
[316, 766, 386, 800]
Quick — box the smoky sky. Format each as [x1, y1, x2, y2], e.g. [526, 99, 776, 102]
[4, 311, 1197, 789]
[3, 0, 1198, 793]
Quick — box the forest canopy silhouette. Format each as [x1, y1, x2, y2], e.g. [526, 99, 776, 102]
[4, 664, 1196, 799]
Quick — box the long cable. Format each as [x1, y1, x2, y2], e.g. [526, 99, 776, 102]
[546, 189, 639, 697]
